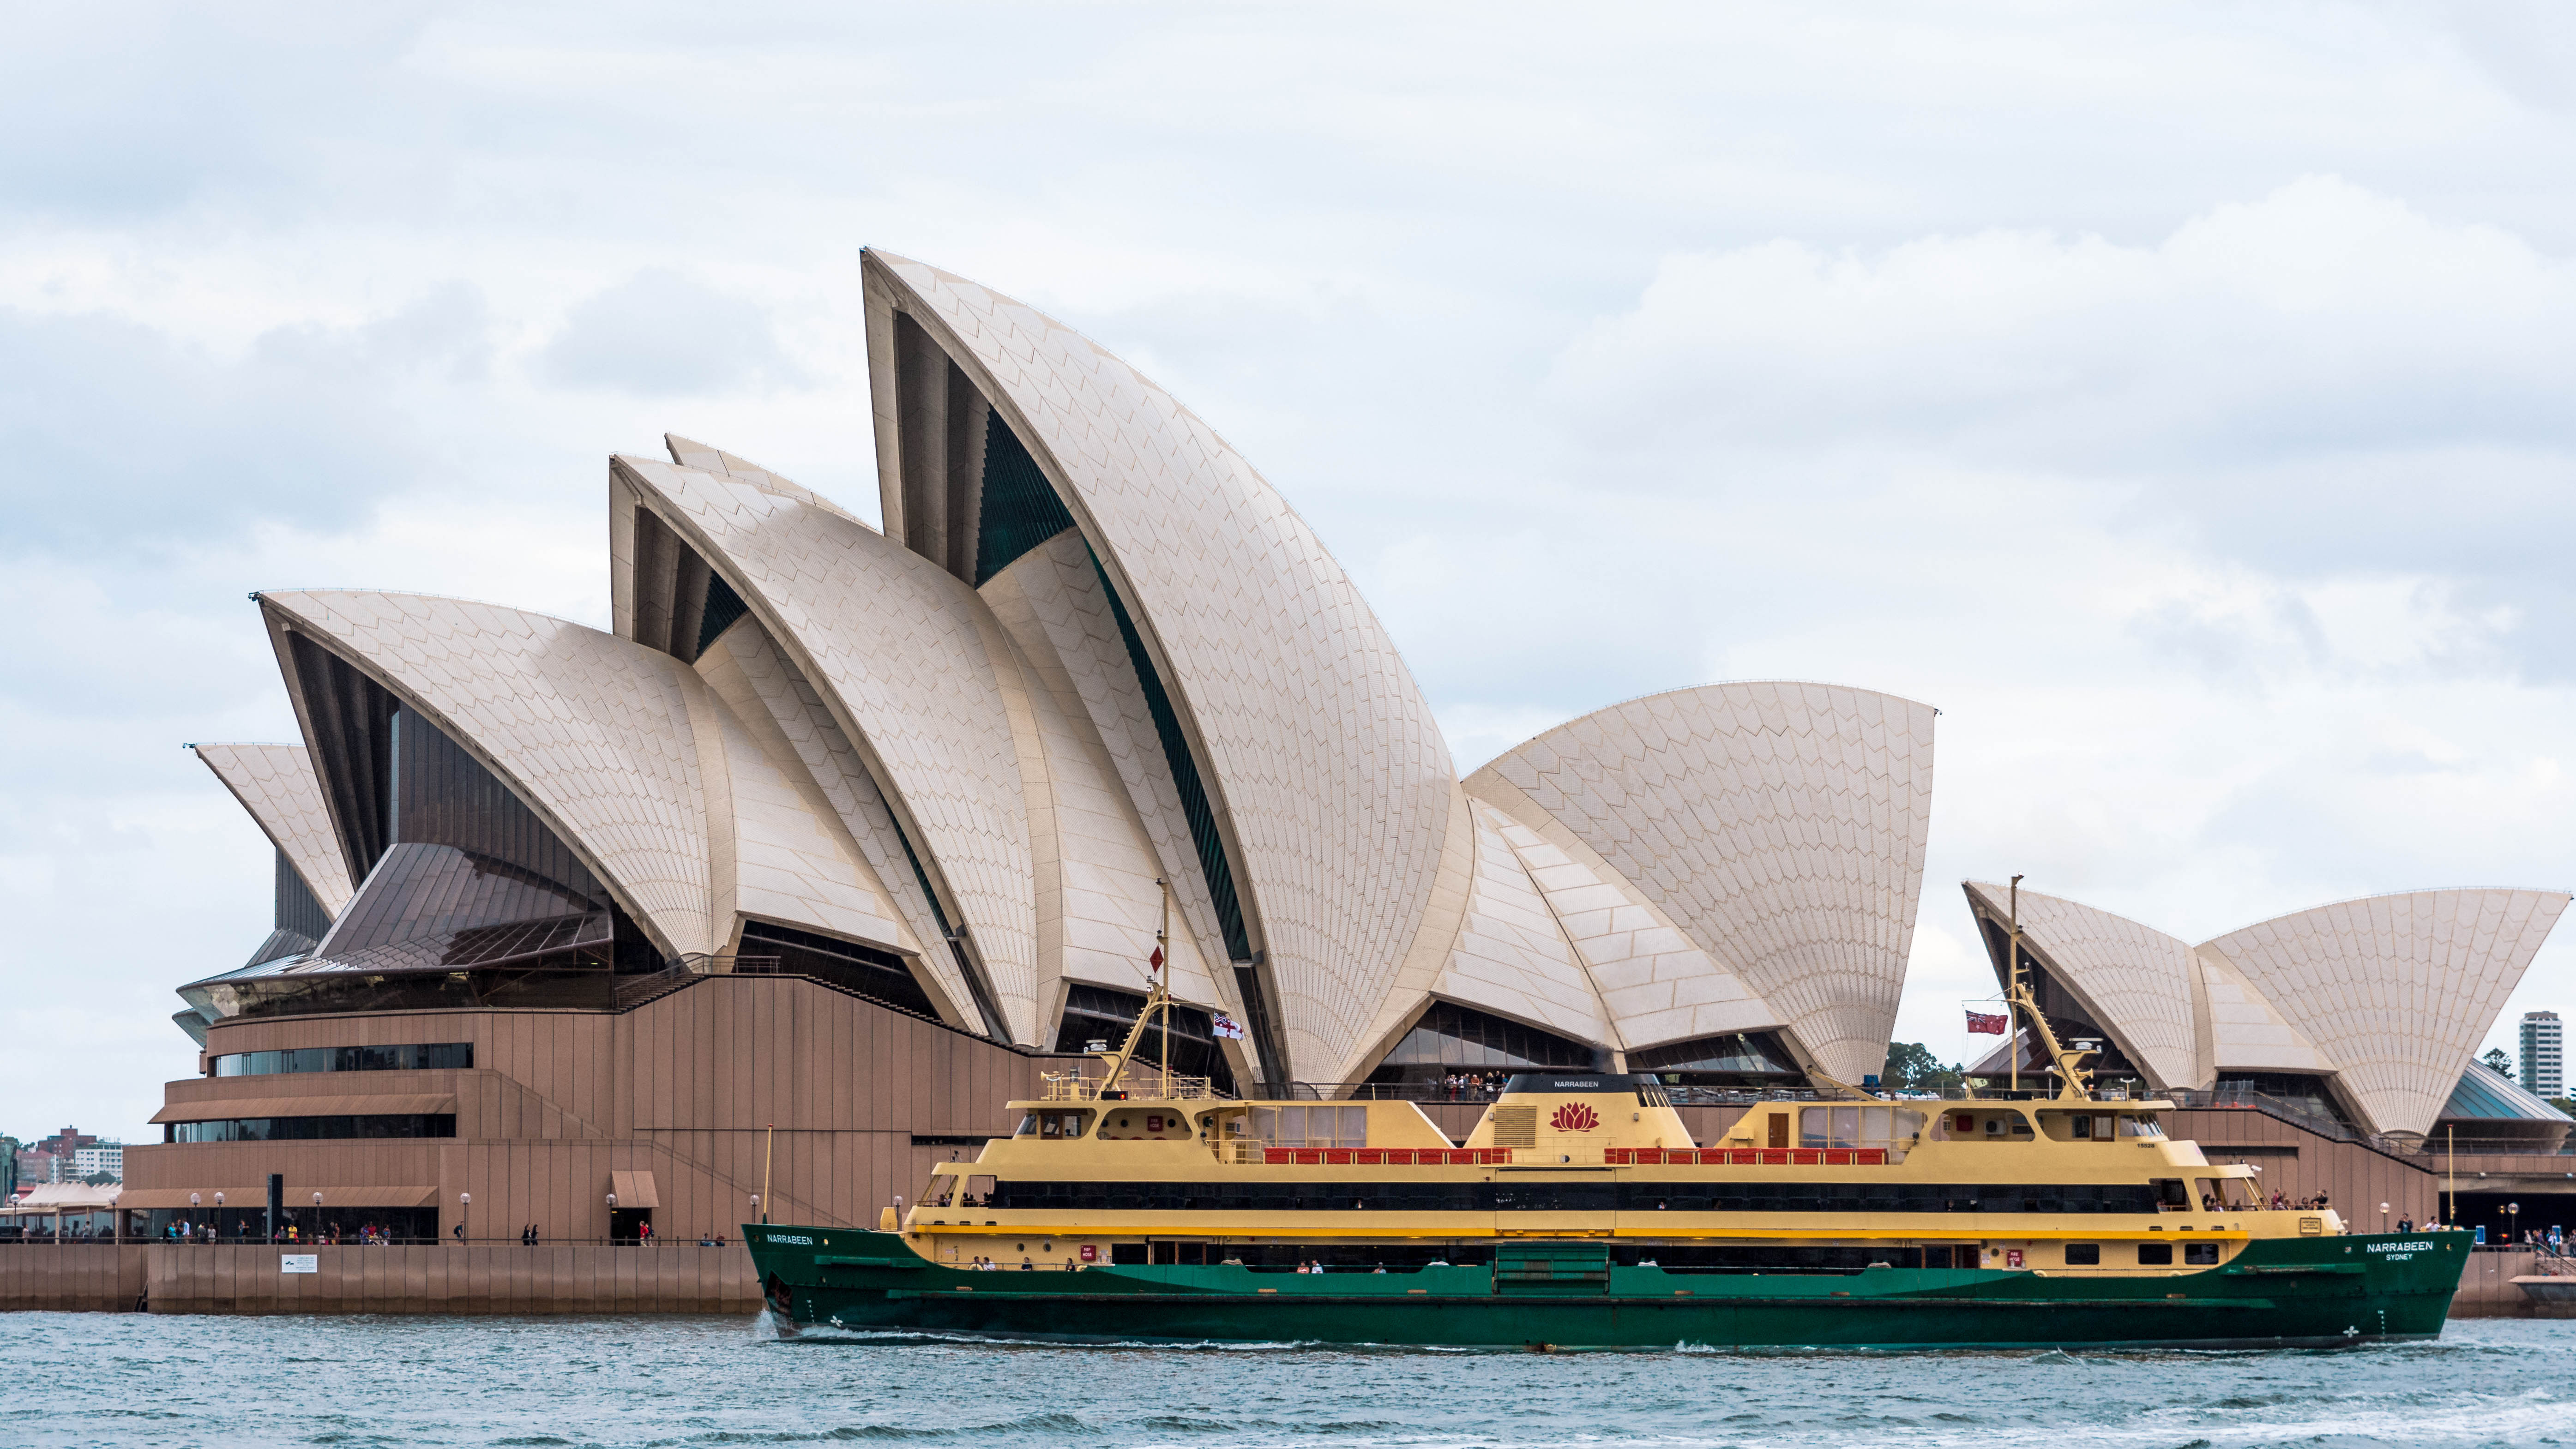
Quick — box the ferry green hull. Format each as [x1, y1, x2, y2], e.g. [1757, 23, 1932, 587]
[742, 1228, 2468, 1350]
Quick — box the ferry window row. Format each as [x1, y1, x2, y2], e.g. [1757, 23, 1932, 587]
[163, 1114, 458, 1143]
[1133, 1242, 1988, 1274]
[960, 1179, 2169, 1215]
[212, 1043, 473, 1077]
[978, 1241, 2219, 1274]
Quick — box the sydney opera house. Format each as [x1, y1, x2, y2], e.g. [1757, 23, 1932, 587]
[122, 250, 1939, 1250]
[110, 248, 2565, 1268]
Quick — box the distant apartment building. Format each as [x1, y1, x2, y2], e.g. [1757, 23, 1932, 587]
[32, 1127, 97, 1160]
[71, 1145, 122, 1181]
[2525, 1011, 2565, 1099]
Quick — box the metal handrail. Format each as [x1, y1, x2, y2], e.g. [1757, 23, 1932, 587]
[1041, 1070, 1219, 1102]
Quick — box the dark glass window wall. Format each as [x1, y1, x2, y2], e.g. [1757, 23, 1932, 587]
[213, 1043, 472, 1077]
[1630, 1031, 1805, 1088]
[1367, 1002, 1598, 1085]
[736, 920, 942, 1020]
[164, 1114, 457, 1144]
[275, 850, 332, 942]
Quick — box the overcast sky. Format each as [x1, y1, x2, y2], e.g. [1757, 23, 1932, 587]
[7, 3, 2575, 1144]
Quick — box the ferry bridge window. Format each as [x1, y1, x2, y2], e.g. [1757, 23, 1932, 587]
[1014, 1112, 1090, 1140]
[1798, 1106, 1927, 1148]
[1250, 1104, 1367, 1148]
[213, 1043, 473, 1076]
[166, 1114, 457, 1143]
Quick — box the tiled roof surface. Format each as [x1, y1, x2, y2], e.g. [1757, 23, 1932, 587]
[870, 251, 1455, 1079]
[2202, 889, 2570, 1138]
[1466, 683, 1936, 1084]
[191, 742, 355, 915]
[260, 590, 714, 959]
[615, 456, 1040, 1042]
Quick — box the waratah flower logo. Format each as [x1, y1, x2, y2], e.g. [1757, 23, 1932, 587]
[1549, 1102, 1600, 1133]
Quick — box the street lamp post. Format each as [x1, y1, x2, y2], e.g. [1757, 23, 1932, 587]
[606, 1191, 617, 1245]
[457, 1191, 469, 1244]
[2508, 1201, 2521, 1245]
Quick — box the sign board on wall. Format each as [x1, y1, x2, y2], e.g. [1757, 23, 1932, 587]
[280, 1254, 318, 1274]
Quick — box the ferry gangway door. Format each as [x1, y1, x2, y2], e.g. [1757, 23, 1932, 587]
[1493, 1241, 1611, 1296]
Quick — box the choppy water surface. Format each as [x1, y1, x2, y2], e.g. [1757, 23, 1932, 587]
[7, 1312, 2570, 1449]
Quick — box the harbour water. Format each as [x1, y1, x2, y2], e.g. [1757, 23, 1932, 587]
[8, 1312, 2570, 1448]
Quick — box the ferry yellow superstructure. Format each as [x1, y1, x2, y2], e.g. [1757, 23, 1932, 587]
[901, 1072, 2309, 1275]
[743, 968, 2468, 1347]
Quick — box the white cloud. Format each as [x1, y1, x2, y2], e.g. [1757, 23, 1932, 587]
[7, 3, 2576, 1137]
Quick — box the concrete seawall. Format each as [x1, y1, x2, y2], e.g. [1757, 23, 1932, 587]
[0, 1246, 149, 1313]
[0, 1244, 758, 1315]
[2451, 1249, 2576, 1318]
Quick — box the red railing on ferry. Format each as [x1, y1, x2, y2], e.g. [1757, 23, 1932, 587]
[1259, 1147, 1510, 1166]
[1602, 1147, 1887, 1166]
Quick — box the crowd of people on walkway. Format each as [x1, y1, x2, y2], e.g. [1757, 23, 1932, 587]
[1435, 1072, 1506, 1101]
[156, 1220, 409, 1244]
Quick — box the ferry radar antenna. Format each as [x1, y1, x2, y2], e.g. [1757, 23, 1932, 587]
[2004, 875, 2097, 1101]
[1097, 878, 1177, 1100]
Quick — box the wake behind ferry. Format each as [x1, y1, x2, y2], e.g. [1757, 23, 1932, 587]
[744, 968, 2468, 1348]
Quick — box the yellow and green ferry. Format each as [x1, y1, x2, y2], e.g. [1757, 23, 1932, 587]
[744, 975, 2468, 1348]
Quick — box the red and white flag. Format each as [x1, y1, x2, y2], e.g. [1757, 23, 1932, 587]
[1211, 1012, 1246, 1040]
[1966, 1010, 2009, 1035]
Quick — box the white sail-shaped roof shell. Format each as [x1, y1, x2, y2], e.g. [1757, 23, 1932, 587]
[976, 533, 1231, 1018]
[1465, 683, 1936, 1084]
[2203, 890, 2568, 1139]
[190, 742, 355, 916]
[258, 591, 930, 1010]
[263, 589, 716, 959]
[864, 249, 1457, 1082]
[611, 455, 1041, 1040]
[1965, 881, 2569, 1139]
[1961, 882, 2206, 1091]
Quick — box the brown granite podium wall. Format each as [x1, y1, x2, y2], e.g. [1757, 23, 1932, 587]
[125, 973, 1073, 1305]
